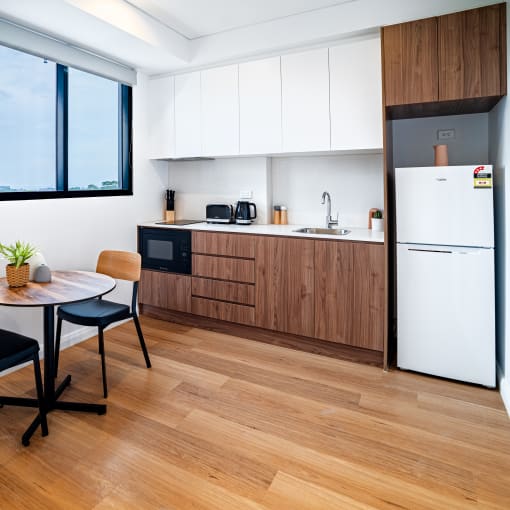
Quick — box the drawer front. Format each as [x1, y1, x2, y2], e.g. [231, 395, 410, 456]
[192, 277, 255, 306]
[193, 232, 255, 258]
[191, 297, 255, 325]
[192, 254, 255, 283]
[139, 270, 191, 313]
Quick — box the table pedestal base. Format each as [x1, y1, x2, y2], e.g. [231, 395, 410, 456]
[0, 374, 106, 446]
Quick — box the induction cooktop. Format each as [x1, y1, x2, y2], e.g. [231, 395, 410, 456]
[155, 220, 204, 225]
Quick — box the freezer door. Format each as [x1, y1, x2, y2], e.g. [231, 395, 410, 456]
[397, 244, 495, 386]
[396, 166, 494, 247]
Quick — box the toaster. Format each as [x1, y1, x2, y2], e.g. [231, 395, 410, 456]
[206, 204, 234, 223]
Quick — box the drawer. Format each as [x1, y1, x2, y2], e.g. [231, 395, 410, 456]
[193, 232, 255, 258]
[192, 277, 255, 306]
[191, 297, 255, 326]
[139, 270, 191, 313]
[192, 254, 255, 283]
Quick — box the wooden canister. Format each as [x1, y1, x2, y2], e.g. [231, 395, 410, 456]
[434, 144, 448, 166]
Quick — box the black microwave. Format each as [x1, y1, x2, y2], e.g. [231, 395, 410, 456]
[138, 227, 191, 274]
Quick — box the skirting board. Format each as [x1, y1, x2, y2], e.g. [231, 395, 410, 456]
[497, 363, 510, 417]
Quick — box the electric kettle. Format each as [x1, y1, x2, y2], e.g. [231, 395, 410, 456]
[235, 201, 257, 224]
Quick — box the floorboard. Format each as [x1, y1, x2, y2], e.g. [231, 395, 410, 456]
[0, 316, 509, 509]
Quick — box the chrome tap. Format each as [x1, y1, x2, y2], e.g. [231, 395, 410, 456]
[321, 191, 339, 229]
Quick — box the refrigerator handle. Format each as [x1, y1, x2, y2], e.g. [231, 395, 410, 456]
[408, 248, 452, 254]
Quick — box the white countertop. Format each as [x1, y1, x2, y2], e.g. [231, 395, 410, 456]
[138, 221, 384, 243]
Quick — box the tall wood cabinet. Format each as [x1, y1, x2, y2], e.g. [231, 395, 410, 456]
[382, 3, 506, 112]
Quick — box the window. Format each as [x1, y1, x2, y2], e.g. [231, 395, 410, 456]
[0, 44, 132, 200]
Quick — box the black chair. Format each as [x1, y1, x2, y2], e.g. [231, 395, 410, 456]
[0, 329, 48, 446]
[54, 250, 151, 398]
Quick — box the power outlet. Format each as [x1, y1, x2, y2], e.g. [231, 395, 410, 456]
[437, 129, 456, 140]
[240, 190, 253, 199]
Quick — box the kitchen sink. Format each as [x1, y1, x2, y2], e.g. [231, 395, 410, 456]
[293, 227, 351, 236]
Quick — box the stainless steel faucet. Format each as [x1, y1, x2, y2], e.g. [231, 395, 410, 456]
[321, 191, 339, 229]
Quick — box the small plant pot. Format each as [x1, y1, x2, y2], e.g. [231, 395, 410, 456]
[6, 263, 30, 287]
[371, 218, 384, 232]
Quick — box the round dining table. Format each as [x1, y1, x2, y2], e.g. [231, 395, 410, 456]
[0, 270, 115, 445]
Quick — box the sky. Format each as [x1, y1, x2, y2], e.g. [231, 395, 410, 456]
[0, 45, 119, 190]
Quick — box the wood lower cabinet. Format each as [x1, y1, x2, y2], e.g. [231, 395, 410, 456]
[141, 232, 384, 354]
[255, 236, 315, 337]
[139, 270, 191, 313]
[314, 241, 384, 351]
[314, 241, 353, 344]
[351, 243, 385, 351]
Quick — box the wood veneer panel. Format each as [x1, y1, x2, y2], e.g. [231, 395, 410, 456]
[192, 232, 255, 258]
[255, 236, 314, 338]
[351, 243, 385, 351]
[192, 277, 255, 306]
[439, 5, 503, 101]
[401, 17, 438, 104]
[191, 297, 255, 325]
[192, 254, 255, 283]
[382, 23, 403, 106]
[314, 240, 353, 344]
[139, 270, 191, 313]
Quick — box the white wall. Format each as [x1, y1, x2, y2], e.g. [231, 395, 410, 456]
[393, 113, 489, 168]
[167, 157, 272, 224]
[272, 154, 384, 227]
[489, 0, 510, 415]
[0, 73, 168, 354]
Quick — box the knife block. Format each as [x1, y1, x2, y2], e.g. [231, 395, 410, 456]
[165, 210, 175, 223]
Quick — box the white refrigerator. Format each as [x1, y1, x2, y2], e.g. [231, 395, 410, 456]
[395, 165, 495, 387]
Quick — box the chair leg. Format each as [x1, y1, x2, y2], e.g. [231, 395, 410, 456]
[54, 318, 63, 378]
[98, 327, 108, 398]
[32, 354, 48, 438]
[133, 313, 151, 368]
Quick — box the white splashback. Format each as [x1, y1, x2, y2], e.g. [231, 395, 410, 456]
[168, 157, 272, 224]
[272, 154, 384, 228]
[167, 153, 384, 228]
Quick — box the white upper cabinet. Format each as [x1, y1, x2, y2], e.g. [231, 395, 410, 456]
[330, 36, 383, 150]
[281, 48, 330, 153]
[201, 64, 239, 156]
[175, 71, 201, 158]
[148, 76, 175, 159]
[239, 57, 282, 155]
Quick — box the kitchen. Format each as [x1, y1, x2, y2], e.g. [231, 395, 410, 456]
[1, 1, 510, 508]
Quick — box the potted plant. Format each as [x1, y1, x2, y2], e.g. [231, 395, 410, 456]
[0, 241, 37, 287]
[371, 210, 384, 232]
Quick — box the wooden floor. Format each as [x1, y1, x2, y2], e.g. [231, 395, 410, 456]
[1, 316, 510, 509]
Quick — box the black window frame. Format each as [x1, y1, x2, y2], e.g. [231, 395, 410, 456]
[0, 59, 132, 201]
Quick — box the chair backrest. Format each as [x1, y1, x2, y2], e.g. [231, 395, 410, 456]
[96, 250, 141, 282]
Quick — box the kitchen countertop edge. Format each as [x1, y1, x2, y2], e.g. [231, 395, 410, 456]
[138, 221, 384, 244]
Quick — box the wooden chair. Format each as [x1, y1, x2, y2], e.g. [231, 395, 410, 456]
[54, 250, 151, 398]
[0, 329, 48, 445]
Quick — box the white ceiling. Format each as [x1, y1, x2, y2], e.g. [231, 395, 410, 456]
[0, 0, 502, 75]
[126, 0, 354, 39]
